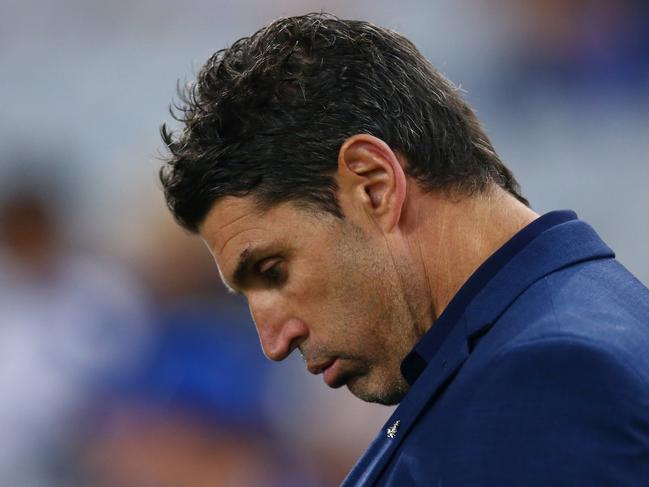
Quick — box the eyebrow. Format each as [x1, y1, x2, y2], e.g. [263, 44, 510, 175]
[230, 247, 255, 293]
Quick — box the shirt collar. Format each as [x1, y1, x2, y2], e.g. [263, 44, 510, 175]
[400, 209, 578, 386]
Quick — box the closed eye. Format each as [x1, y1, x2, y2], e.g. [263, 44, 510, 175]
[256, 257, 286, 286]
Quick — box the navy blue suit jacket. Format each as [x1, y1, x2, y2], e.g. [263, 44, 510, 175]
[342, 215, 649, 486]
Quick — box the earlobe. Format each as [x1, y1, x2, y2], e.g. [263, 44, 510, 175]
[337, 134, 407, 231]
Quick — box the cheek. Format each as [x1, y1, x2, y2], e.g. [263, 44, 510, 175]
[328, 271, 393, 347]
[287, 240, 399, 348]
[281, 261, 357, 341]
[336, 264, 411, 356]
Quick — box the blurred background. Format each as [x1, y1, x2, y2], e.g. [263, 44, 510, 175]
[0, 0, 648, 485]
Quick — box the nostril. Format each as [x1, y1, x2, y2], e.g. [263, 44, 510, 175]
[260, 318, 309, 362]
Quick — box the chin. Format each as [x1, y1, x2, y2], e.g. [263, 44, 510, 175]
[347, 375, 409, 406]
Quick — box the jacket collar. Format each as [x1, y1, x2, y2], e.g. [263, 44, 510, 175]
[342, 214, 615, 487]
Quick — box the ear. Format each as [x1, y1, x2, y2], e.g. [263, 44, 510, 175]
[337, 134, 407, 232]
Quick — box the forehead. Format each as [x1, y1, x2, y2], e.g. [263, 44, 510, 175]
[200, 196, 273, 257]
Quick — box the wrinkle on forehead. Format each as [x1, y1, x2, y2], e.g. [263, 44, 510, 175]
[205, 197, 261, 231]
[218, 225, 268, 257]
[200, 197, 263, 251]
[216, 208, 254, 232]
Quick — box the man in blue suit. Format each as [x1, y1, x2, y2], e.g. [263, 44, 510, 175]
[159, 14, 649, 485]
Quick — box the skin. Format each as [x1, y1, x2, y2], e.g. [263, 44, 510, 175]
[200, 134, 539, 405]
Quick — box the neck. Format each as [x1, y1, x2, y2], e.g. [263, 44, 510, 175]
[407, 185, 539, 332]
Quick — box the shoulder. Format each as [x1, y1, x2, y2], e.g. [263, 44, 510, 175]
[541, 257, 649, 330]
[448, 336, 649, 485]
[467, 255, 649, 417]
[491, 257, 649, 376]
[483, 335, 649, 401]
[540, 259, 649, 373]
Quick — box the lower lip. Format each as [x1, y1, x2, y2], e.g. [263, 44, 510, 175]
[323, 359, 342, 387]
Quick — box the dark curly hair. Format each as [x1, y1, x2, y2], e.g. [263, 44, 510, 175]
[160, 13, 527, 233]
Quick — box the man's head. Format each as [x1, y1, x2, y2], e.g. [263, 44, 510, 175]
[160, 13, 528, 404]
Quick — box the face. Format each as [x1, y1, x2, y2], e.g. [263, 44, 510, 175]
[200, 196, 422, 405]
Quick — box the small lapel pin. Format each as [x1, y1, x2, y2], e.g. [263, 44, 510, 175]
[386, 420, 400, 439]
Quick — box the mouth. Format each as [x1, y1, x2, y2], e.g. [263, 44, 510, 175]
[323, 358, 343, 387]
[307, 358, 344, 388]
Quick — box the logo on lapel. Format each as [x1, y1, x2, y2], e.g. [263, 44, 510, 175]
[386, 420, 400, 439]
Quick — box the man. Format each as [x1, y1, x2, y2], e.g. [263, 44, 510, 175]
[159, 13, 649, 485]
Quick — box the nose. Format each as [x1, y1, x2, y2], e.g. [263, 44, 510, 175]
[248, 292, 308, 361]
